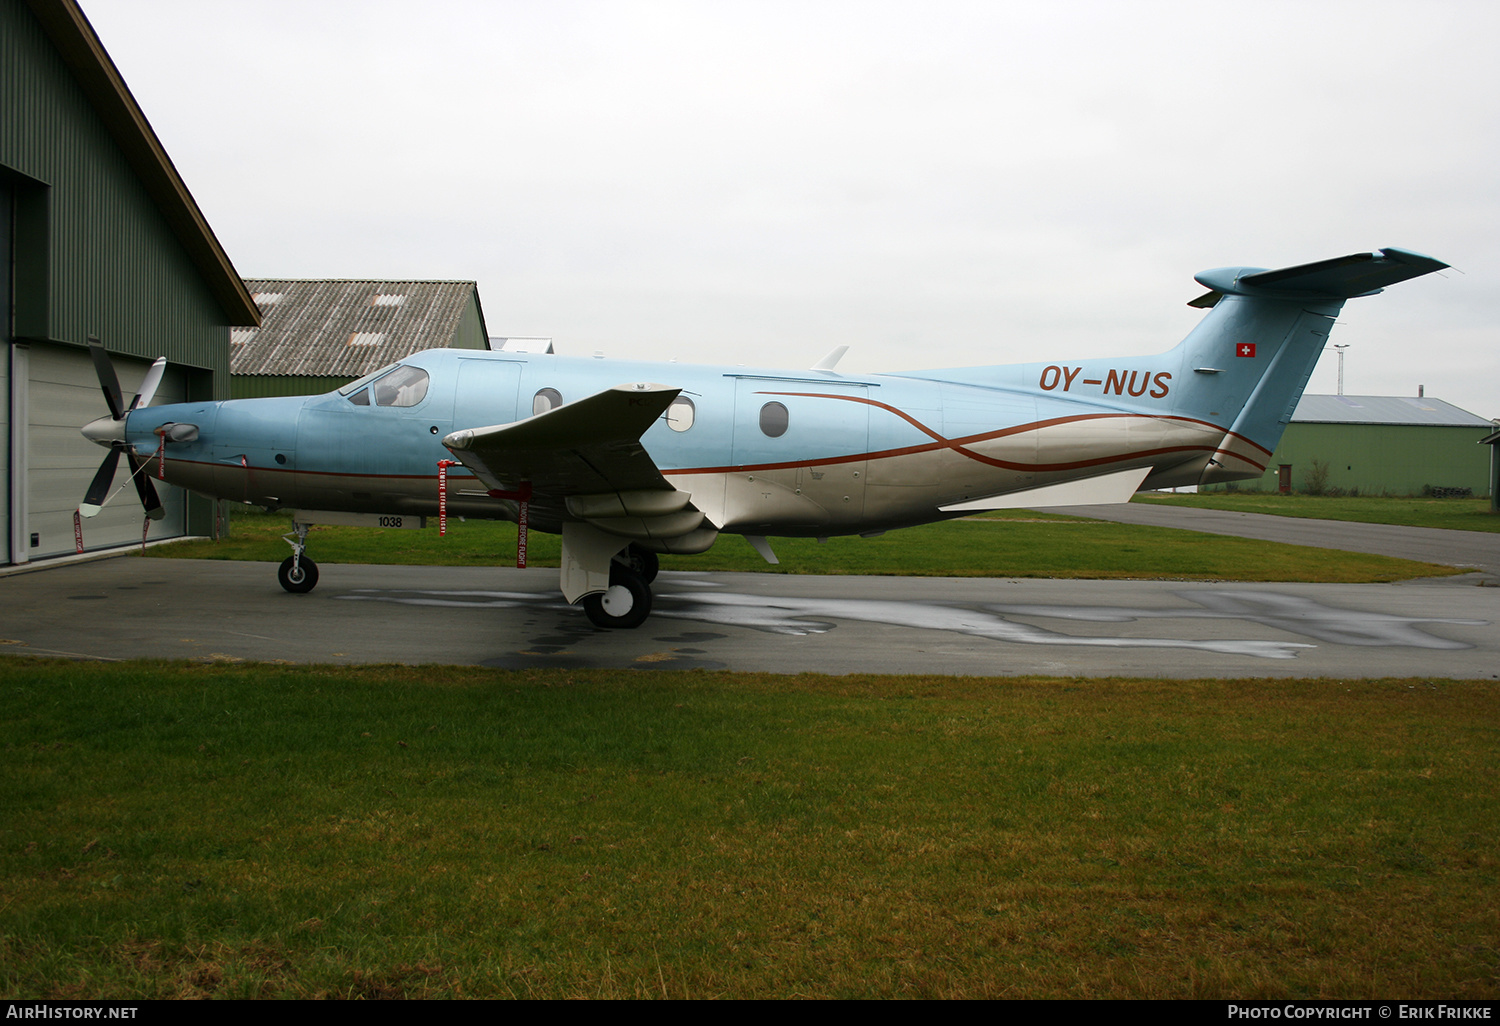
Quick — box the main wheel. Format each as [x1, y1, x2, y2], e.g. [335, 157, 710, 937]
[618, 544, 660, 584]
[581, 570, 651, 629]
[278, 555, 319, 594]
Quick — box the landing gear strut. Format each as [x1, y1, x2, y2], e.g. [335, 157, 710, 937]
[615, 543, 659, 583]
[279, 522, 319, 594]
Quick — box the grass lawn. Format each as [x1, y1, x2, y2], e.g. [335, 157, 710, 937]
[142, 509, 1463, 584]
[1135, 492, 1500, 533]
[2, 659, 1496, 999]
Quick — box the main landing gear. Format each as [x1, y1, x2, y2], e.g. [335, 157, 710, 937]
[279, 522, 319, 594]
[580, 546, 659, 629]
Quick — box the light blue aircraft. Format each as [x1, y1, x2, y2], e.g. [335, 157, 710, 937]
[81, 246, 1446, 628]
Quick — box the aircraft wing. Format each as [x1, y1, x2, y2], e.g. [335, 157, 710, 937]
[442, 383, 709, 545]
[443, 381, 679, 495]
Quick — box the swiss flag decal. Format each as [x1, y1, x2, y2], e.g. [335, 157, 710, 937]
[1236, 343, 1257, 358]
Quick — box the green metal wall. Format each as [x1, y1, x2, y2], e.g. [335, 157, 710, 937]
[3, 0, 243, 542]
[452, 294, 488, 351]
[1211, 423, 1493, 496]
[1, 0, 231, 393]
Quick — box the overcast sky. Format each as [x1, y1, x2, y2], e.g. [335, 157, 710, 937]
[82, 0, 1499, 418]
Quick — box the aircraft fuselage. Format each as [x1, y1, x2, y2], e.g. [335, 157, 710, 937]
[120, 346, 1232, 537]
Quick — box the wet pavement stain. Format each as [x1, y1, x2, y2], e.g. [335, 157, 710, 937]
[341, 585, 1490, 661]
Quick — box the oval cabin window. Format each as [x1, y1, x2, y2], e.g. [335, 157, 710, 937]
[759, 401, 789, 438]
[533, 388, 562, 415]
[666, 396, 695, 432]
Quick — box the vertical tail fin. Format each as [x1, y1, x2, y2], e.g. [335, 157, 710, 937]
[1162, 247, 1447, 485]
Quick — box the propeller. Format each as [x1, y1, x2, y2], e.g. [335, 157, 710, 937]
[79, 336, 167, 520]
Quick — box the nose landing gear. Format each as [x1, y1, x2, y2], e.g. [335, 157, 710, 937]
[279, 522, 319, 594]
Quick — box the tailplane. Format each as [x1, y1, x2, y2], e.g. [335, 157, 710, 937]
[1189, 246, 1448, 305]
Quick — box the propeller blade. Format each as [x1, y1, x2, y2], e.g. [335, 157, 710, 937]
[81, 446, 123, 518]
[124, 450, 166, 521]
[130, 357, 167, 411]
[87, 336, 125, 421]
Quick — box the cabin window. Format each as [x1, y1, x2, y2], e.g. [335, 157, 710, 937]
[759, 401, 788, 438]
[533, 387, 563, 415]
[372, 365, 430, 407]
[666, 396, 695, 432]
[347, 388, 370, 405]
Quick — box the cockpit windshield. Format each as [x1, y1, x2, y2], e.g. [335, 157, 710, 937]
[339, 363, 429, 408]
[338, 362, 401, 396]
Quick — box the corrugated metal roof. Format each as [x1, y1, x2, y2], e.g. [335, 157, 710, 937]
[1291, 394, 1493, 427]
[232, 279, 478, 377]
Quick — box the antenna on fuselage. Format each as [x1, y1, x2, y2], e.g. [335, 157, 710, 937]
[812, 346, 848, 371]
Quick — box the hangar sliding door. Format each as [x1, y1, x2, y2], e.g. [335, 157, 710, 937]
[25, 342, 186, 559]
[2, 179, 10, 561]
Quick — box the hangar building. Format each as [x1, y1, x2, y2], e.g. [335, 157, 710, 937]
[1208, 394, 1495, 497]
[3, 0, 259, 566]
[231, 280, 490, 398]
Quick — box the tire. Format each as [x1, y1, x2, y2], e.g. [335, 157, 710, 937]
[278, 555, 319, 594]
[618, 545, 660, 584]
[581, 570, 652, 629]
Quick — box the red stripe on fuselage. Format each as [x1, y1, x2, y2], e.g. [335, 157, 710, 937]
[155, 402, 1270, 487]
[665, 396, 1269, 476]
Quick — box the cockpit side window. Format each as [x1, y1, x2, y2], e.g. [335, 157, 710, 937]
[372, 365, 430, 407]
[347, 387, 370, 405]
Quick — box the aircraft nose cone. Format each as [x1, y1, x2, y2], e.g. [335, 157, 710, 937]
[82, 415, 125, 447]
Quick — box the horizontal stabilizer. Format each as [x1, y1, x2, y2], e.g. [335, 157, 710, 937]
[1195, 247, 1448, 300]
[939, 466, 1151, 512]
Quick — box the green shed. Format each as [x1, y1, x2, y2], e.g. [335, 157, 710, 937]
[1208, 394, 1495, 497]
[3, 0, 259, 565]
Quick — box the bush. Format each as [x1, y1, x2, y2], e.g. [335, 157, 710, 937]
[1303, 459, 1330, 496]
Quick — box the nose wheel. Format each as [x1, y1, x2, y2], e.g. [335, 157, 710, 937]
[278, 522, 319, 593]
[581, 566, 651, 629]
[278, 555, 319, 593]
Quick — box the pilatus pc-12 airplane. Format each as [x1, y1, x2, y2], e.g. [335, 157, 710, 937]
[81, 246, 1446, 628]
